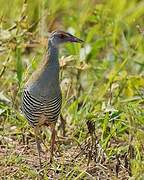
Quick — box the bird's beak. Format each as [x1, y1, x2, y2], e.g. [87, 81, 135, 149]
[68, 35, 84, 43]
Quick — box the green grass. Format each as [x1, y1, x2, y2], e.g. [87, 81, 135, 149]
[0, 0, 144, 179]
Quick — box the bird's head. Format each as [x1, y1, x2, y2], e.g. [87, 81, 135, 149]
[49, 30, 84, 47]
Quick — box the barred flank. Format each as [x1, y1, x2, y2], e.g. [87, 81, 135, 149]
[21, 90, 62, 127]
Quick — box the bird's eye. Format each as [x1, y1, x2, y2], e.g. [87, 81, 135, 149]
[59, 34, 65, 39]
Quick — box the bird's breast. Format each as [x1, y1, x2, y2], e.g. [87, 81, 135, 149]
[26, 65, 61, 99]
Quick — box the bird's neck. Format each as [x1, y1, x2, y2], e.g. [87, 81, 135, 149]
[26, 40, 60, 92]
[46, 40, 59, 67]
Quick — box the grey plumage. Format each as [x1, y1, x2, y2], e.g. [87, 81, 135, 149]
[22, 40, 62, 127]
[21, 30, 83, 167]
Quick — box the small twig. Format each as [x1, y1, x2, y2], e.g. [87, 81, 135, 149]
[0, 57, 10, 78]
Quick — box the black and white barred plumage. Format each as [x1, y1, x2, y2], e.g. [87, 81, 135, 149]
[21, 90, 62, 127]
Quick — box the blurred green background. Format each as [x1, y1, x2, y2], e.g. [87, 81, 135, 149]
[0, 0, 144, 179]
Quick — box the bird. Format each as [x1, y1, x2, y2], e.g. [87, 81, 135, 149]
[21, 30, 83, 167]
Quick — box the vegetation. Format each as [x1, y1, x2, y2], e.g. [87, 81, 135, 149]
[0, 0, 144, 179]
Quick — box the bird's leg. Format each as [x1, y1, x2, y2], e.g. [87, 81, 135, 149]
[50, 123, 56, 163]
[34, 127, 42, 168]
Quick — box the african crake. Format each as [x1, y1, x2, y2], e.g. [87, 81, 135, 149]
[21, 30, 83, 166]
